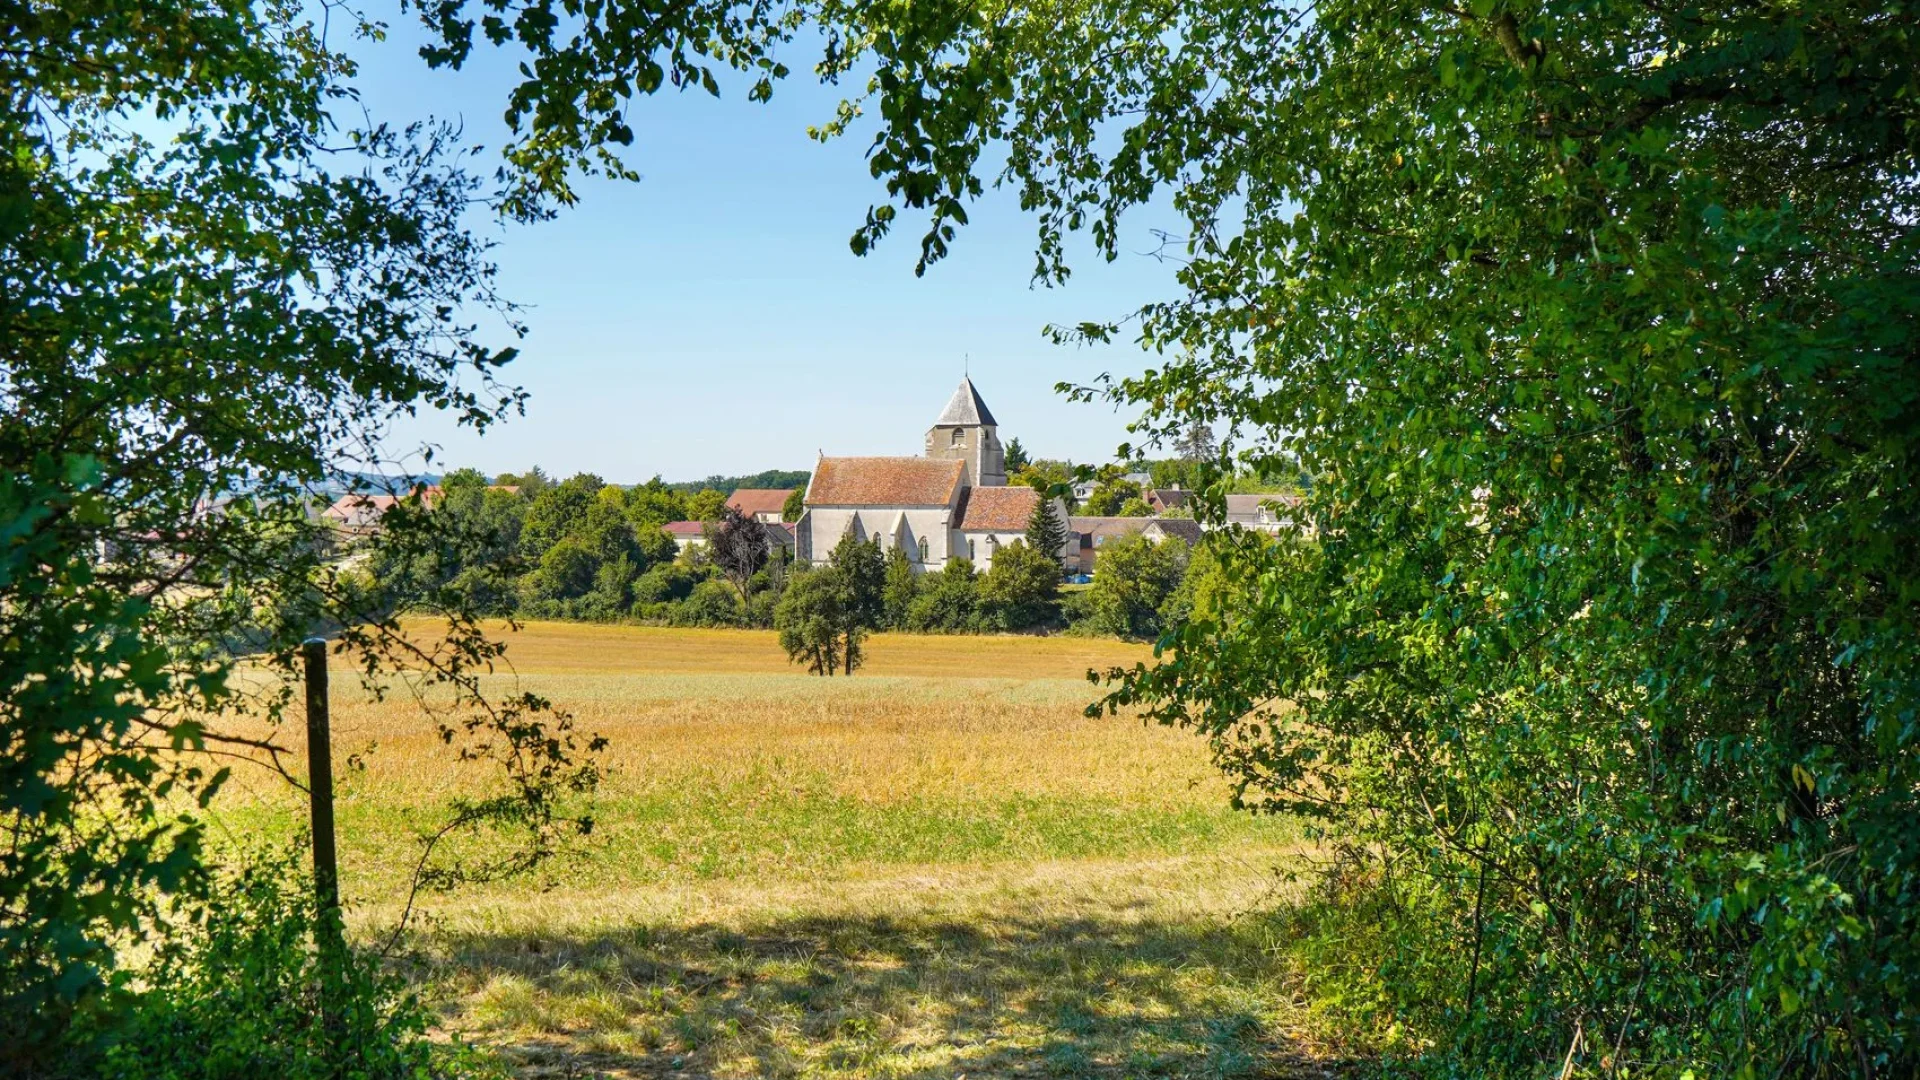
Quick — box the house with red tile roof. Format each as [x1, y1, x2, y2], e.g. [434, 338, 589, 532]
[726, 487, 793, 524]
[321, 485, 441, 537]
[662, 520, 708, 551]
[793, 379, 1068, 572]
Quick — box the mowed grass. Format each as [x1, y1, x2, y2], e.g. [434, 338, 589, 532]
[205, 621, 1323, 1079]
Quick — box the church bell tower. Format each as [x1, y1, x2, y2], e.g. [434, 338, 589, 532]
[925, 376, 1007, 487]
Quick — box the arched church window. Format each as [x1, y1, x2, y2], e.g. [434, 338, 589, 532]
[968, 539, 976, 561]
[950, 428, 965, 447]
[918, 537, 929, 563]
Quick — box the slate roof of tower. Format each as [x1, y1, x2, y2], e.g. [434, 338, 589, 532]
[954, 485, 1041, 531]
[807, 457, 966, 506]
[934, 377, 998, 427]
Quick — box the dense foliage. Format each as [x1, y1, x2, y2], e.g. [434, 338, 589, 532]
[865, 0, 1915, 1073]
[416, 0, 1919, 1071]
[75, 852, 488, 1080]
[374, 469, 1206, 639]
[1, 1, 598, 1069]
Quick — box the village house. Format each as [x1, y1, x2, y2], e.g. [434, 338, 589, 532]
[1067, 516, 1204, 575]
[792, 378, 1069, 572]
[726, 488, 793, 524]
[1223, 492, 1311, 536]
[1142, 486, 1192, 515]
[662, 520, 707, 552]
[321, 485, 442, 538]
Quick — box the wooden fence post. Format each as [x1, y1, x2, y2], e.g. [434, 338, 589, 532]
[303, 637, 344, 1044]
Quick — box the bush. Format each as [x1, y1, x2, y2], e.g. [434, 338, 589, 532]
[745, 588, 780, 628]
[881, 546, 919, 629]
[907, 558, 980, 632]
[673, 578, 744, 627]
[631, 563, 699, 605]
[977, 541, 1062, 631]
[1074, 535, 1189, 639]
[74, 852, 491, 1080]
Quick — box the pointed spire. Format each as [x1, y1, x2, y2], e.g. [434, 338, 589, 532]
[935, 376, 997, 427]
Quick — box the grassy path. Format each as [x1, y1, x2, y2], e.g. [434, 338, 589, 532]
[403, 848, 1331, 1080]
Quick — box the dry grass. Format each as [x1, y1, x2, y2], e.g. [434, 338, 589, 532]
[201, 621, 1325, 1078]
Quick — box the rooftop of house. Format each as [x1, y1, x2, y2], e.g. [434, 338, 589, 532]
[727, 488, 793, 518]
[1145, 487, 1193, 511]
[322, 487, 441, 526]
[954, 485, 1041, 531]
[1068, 516, 1204, 546]
[1224, 492, 1303, 517]
[662, 520, 706, 538]
[807, 457, 966, 507]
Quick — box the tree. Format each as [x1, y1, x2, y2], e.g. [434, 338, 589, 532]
[1142, 459, 1183, 492]
[626, 477, 688, 528]
[907, 558, 980, 633]
[1004, 437, 1031, 473]
[633, 523, 680, 568]
[1173, 421, 1216, 465]
[828, 533, 888, 643]
[3, 2, 603, 1060]
[580, 494, 642, 567]
[521, 537, 598, 608]
[494, 466, 551, 496]
[635, 0, 1905, 1068]
[977, 542, 1062, 631]
[1012, 458, 1076, 510]
[1081, 535, 1188, 640]
[1081, 475, 1143, 517]
[1115, 496, 1154, 518]
[774, 568, 863, 676]
[1024, 497, 1069, 569]
[685, 488, 729, 523]
[520, 473, 604, 558]
[371, 469, 528, 617]
[708, 506, 770, 601]
[781, 486, 807, 522]
[881, 545, 920, 629]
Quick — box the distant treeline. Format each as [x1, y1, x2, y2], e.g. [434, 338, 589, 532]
[658, 468, 810, 495]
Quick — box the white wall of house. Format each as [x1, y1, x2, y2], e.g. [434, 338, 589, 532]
[953, 529, 1028, 570]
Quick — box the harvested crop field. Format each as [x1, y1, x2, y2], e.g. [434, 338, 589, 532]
[206, 621, 1325, 1079]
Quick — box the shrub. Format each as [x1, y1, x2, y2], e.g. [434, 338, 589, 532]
[631, 563, 699, 605]
[74, 852, 492, 1080]
[977, 541, 1062, 631]
[673, 578, 744, 627]
[907, 558, 980, 632]
[1076, 534, 1189, 639]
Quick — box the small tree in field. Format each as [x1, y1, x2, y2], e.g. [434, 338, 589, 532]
[708, 506, 769, 601]
[827, 534, 886, 660]
[774, 568, 863, 676]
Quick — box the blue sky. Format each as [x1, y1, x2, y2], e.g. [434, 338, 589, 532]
[350, 18, 1186, 485]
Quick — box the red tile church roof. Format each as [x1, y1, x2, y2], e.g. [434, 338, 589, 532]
[807, 457, 965, 506]
[954, 485, 1041, 531]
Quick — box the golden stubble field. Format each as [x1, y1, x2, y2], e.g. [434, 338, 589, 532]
[204, 621, 1322, 1080]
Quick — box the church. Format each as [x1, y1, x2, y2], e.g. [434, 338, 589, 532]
[792, 378, 1070, 572]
